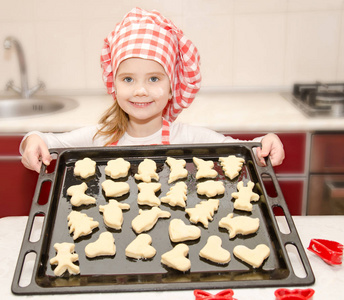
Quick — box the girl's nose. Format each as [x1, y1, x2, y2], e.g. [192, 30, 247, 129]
[134, 85, 148, 97]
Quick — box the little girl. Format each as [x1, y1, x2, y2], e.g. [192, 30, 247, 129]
[21, 7, 284, 173]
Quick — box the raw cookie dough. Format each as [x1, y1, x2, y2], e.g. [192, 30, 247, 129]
[193, 157, 218, 179]
[131, 207, 171, 234]
[197, 180, 225, 197]
[102, 179, 130, 197]
[50, 242, 79, 276]
[85, 232, 116, 258]
[105, 158, 130, 179]
[67, 210, 99, 240]
[99, 199, 130, 230]
[185, 199, 220, 228]
[134, 158, 159, 182]
[161, 182, 187, 208]
[137, 182, 162, 206]
[161, 243, 191, 272]
[219, 213, 260, 238]
[199, 235, 231, 264]
[74, 157, 96, 179]
[231, 181, 260, 212]
[219, 155, 245, 180]
[125, 233, 156, 259]
[66, 182, 96, 207]
[169, 219, 201, 243]
[166, 157, 188, 183]
[233, 244, 270, 268]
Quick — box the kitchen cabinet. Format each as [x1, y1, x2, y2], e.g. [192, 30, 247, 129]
[0, 135, 38, 218]
[228, 132, 308, 215]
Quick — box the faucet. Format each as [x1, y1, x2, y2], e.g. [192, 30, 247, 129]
[4, 36, 45, 98]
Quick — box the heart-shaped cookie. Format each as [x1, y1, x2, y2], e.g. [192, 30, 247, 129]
[161, 243, 191, 272]
[233, 244, 270, 268]
[125, 233, 156, 259]
[85, 232, 116, 258]
[199, 235, 231, 264]
[169, 219, 201, 242]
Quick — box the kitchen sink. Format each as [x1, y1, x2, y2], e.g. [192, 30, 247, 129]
[0, 95, 79, 118]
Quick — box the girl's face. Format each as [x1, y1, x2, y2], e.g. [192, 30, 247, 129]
[114, 58, 172, 125]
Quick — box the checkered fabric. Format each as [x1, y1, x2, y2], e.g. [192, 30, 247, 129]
[100, 7, 201, 122]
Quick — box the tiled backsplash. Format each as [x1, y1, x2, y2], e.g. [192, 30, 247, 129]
[1, 0, 344, 94]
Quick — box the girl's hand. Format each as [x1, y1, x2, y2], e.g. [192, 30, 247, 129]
[256, 133, 285, 167]
[21, 134, 52, 173]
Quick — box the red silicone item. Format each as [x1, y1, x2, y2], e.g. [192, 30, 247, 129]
[194, 289, 236, 300]
[274, 288, 315, 300]
[307, 238, 343, 265]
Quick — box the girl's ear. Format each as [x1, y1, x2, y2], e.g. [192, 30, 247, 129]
[168, 89, 173, 101]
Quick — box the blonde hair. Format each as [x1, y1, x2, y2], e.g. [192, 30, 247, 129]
[94, 101, 128, 146]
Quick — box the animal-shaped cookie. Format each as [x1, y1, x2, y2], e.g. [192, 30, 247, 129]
[219, 155, 245, 180]
[161, 243, 191, 272]
[66, 182, 96, 207]
[85, 232, 116, 258]
[74, 157, 96, 179]
[197, 180, 225, 197]
[233, 244, 270, 268]
[99, 199, 130, 230]
[166, 157, 188, 183]
[231, 181, 260, 212]
[193, 157, 218, 179]
[101, 179, 130, 197]
[67, 210, 99, 240]
[131, 207, 171, 234]
[134, 158, 159, 182]
[105, 158, 131, 179]
[50, 242, 79, 276]
[199, 235, 231, 264]
[185, 199, 220, 228]
[219, 213, 260, 238]
[169, 219, 201, 242]
[137, 182, 162, 206]
[161, 182, 187, 207]
[125, 233, 156, 259]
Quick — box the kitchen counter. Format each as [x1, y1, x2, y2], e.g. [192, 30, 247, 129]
[0, 91, 344, 134]
[1, 215, 343, 299]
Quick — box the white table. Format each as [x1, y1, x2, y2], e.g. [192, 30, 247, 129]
[1, 216, 343, 299]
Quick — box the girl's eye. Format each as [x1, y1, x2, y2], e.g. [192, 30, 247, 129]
[123, 77, 133, 83]
[149, 76, 159, 83]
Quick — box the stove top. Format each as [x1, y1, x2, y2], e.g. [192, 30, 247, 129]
[287, 82, 344, 117]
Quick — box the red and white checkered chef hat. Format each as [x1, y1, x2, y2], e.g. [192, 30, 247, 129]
[100, 7, 201, 122]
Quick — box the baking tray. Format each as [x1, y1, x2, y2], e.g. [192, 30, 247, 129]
[12, 143, 315, 295]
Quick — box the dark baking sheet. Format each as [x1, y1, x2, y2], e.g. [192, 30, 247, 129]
[12, 143, 314, 295]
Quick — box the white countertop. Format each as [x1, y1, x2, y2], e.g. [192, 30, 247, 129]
[1, 215, 343, 299]
[0, 91, 344, 134]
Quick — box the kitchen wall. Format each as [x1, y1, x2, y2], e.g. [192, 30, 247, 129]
[1, 0, 344, 94]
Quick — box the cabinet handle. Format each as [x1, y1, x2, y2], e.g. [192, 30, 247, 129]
[326, 181, 344, 198]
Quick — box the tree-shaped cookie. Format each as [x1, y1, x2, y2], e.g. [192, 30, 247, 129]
[166, 157, 188, 183]
[74, 157, 96, 179]
[85, 232, 116, 258]
[219, 155, 245, 180]
[193, 157, 218, 179]
[199, 235, 231, 264]
[137, 182, 162, 206]
[66, 182, 96, 207]
[161, 182, 187, 208]
[161, 243, 191, 272]
[197, 180, 225, 197]
[125, 233, 156, 259]
[131, 207, 171, 234]
[185, 199, 219, 228]
[231, 181, 260, 212]
[134, 158, 159, 182]
[219, 213, 260, 238]
[105, 158, 131, 179]
[67, 210, 99, 240]
[99, 199, 130, 230]
[50, 242, 79, 276]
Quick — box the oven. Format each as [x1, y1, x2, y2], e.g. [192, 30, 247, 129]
[307, 133, 344, 215]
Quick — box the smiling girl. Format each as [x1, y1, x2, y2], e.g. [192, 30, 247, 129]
[20, 7, 284, 172]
